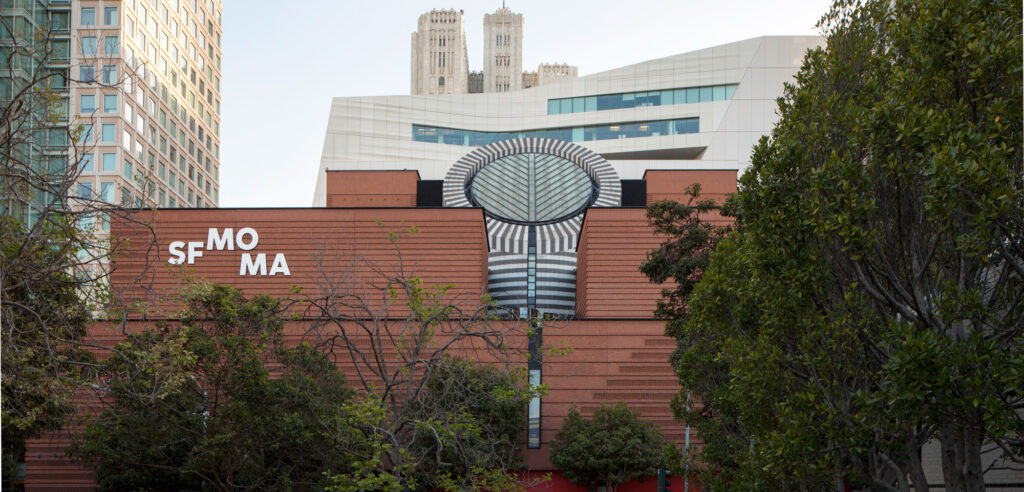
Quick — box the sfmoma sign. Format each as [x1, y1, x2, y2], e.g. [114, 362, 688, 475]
[167, 227, 291, 276]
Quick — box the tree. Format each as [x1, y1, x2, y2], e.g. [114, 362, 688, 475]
[303, 225, 543, 491]
[409, 356, 532, 490]
[1, 10, 134, 486]
[69, 283, 374, 491]
[645, 0, 1023, 490]
[640, 184, 731, 321]
[550, 402, 667, 492]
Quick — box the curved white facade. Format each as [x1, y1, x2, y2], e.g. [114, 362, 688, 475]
[314, 35, 823, 206]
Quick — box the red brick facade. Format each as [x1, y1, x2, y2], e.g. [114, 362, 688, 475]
[24, 169, 734, 491]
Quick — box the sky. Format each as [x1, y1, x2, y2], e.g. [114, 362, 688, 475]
[220, 0, 833, 208]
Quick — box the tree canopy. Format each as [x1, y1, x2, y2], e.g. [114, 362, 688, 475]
[550, 403, 667, 492]
[646, 0, 1023, 490]
[70, 283, 371, 491]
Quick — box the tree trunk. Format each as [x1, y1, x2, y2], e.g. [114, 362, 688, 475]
[907, 444, 929, 492]
[940, 420, 964, 491]
[939, 417, 987, 492]
[962, 422, 985, 492]
[604, 477, 617, 492]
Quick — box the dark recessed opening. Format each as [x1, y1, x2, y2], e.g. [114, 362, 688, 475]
[620, 179, 647, 207]
[416, 180, 444, 207]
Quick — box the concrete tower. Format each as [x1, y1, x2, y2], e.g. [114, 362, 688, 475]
[482, 7, 523, 92]
[410, 9, 469, 95]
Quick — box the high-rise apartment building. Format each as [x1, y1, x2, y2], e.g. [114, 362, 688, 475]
[2, 0, 223, 215]
[410, 8, 469, 95]
[2, 0, 74, 223]
[482, 6, 522, 92]
[74, 0, 223, 209]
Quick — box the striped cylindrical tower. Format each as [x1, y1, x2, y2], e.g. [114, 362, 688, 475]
[443, 138, 620, 317]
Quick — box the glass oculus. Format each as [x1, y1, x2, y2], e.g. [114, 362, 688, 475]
[467, 152, 597, 224]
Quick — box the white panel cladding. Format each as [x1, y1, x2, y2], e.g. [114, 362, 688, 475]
[314, 36, 823, 206]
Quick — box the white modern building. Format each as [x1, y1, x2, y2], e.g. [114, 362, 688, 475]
[315, 35, 823, 206]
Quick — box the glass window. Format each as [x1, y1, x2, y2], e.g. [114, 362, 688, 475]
[78, 182, 93, 199]
[124, 161, 133, 180]
[685, 88, 699, 103]
[410, 118, 699, 147]
[547, 99, 559, 115]
[100, 182, 114, 202]
[103, 94, 117, 112]
[712, 85, 726, 101]
[51, 11, 70, 30]
[621, 92, 636, 109]
[102, 152, 116, 172]
[80, 94, 96, 112]
[725, 84, 737, 99]
[80, 123, 92, 142]
[80, 65, 94, 82]
[80, 153, 94, 172]
[104, 36, 119, 55]
[699, 87, 712, 102]
[571, 97, 584, 113]
[104, 6, 118, 25]
[101, 123, 115, 142]
[596, 94, 618, 111]
[81, 7, 95, 25]
[102, 65, 116, 84]
[559, 98, 571, 114]
[81, 37, 97, 55]
[673, 89, 686, 104]
[584, 96, 597, 112]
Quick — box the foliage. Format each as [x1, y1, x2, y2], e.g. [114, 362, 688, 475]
[409, 357, 533, 491]
[645, 0, 1023, 490]
[1, 218, 94, 487]
[307, 225, 543, 491]
[2, 16, 112, 487]
[640, 184, 731, 321]
[69, 283, 372, 491]
[550, 403, 667, 492]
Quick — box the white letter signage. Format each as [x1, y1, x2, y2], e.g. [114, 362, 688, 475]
[167, 227, 290, 276]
